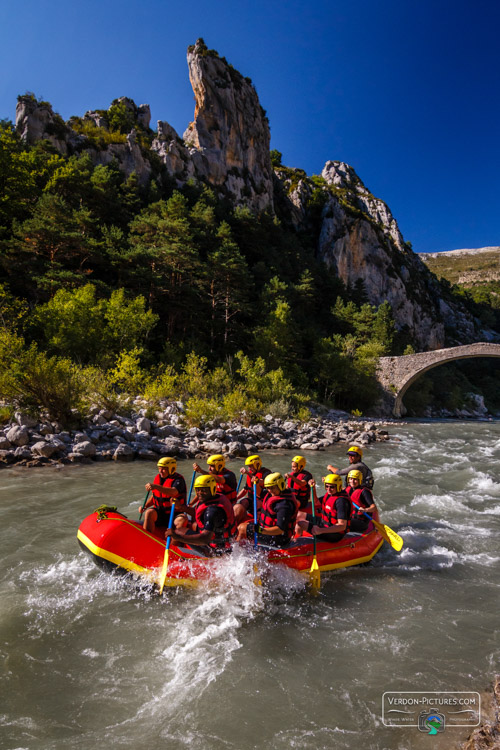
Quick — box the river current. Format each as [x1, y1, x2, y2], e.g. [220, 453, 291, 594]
[1, 422, 499, 750]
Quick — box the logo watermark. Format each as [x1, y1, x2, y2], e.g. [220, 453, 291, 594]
[418, 711, 445, 734]
[382, 691, 480, 731]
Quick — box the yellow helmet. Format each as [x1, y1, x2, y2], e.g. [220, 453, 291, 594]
[347, 445, 363, 459]
[207, 454, 225, 472]
[347, 469, 363, 483]
[264, 472, 286, 493]
[157, 456, 176, 475]
[292, 455, 306, 470]
[245, 454, 262, 471]
[324, 473, 342, 492]
[194, 474, 217, 497]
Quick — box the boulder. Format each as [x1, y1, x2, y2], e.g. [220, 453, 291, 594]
[156, 425, 182, 438]
[113, 444, 135, 461]
[6, 425, 30, 446]
[0, 437, 12, 450]
[299, 443, 320, 450]
[31, 441, 60, 458]
[14, 446, 32, 460]
[201, 441, 225, 454]
[225, 441, 247, 457]
[73, 441, 97, 457]
[14, 412, 38, 428]
[136, 417, 151, 433]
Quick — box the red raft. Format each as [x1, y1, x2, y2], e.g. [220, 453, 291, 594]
[77, 507, 385, 588]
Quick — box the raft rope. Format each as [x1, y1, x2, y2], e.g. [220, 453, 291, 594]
[94, 504, 118, 521]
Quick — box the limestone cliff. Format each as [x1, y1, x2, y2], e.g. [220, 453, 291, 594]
[181, 39, 273, 211]
[275, 159, 482, 349]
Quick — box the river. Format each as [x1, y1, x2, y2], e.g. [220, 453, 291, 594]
[1, 421, 499, 750]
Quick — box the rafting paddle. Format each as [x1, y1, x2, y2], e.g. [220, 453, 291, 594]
[236, 472, 244, 494]
[158, 502, 176, 595]
[252, 481, 258, 549]
[309, 485, 321, 591]
[139, 490, 150, 521]
[351, 500, 404, 551]
[251, 480, 263, 586]
[186, 470, 196, 506]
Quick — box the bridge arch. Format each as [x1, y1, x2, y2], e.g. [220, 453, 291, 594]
[376, 342, 500, 417]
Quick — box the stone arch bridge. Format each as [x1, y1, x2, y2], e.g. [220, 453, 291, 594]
[376, 342, 500, 417]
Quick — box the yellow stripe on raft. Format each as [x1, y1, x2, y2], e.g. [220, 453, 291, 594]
[313, 539, 384, 572]
[76, 529, 198, 588]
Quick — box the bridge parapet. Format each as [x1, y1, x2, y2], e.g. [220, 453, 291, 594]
[376, 342, 500, 416]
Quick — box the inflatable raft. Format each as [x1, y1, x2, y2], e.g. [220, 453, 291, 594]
[77, 506, 385, 588]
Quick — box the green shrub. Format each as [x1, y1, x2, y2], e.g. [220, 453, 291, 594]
[184, 396, 222, 426]
[0, 330, 86, 424]
[143, 366, 178, 404]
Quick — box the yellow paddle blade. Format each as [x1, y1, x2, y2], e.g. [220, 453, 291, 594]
[309, 556, 321, 591]
[253, 563, 262, 587]
[158, 549, 170, 595]
[373, 519, 404, 552]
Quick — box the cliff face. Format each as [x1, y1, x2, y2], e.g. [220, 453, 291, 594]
[13, 41, 489, 350]
[182, 39, 273, 211]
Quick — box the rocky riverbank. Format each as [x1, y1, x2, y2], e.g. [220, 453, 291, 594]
[0, 402, 394, 469]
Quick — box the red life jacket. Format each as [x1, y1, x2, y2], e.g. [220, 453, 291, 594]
[245, 467, 271, 500]
[320, 490, 351, 531]
[346, 486, 373, 517]
[258, 490, 299, 541]
[216, 470, 237, 502]
[151, 472, 186, 511]
[286, 470, 313, 507]
[195, 493, 237, 546]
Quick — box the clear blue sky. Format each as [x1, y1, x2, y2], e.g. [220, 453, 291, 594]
[1, 0, 498, 253]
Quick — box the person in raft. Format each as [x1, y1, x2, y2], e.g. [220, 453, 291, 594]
[327, 445, 374, 488]
[345, 469, 376, 533]
[141, 457, 187, 533]
[284, 455, 313, 510]
[237, 472, 299, 548]
[192, 454, 238, 503]
[166, 475, 236, 552]
[296, 474, 351, 543]
[233, 454, 272, 525]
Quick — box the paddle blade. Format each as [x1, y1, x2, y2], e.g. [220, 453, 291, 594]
[373, 520, 404, 551]
[253, 562, 262, 587]
[158, 550, 170, 595]
[309, 557, 321, 591]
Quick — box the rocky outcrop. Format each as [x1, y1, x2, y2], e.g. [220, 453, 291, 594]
[181, 39, 274, 211]
[15, 95, 84, 153]
[15, 42, 273, 210]
[462, 676, 500, 750]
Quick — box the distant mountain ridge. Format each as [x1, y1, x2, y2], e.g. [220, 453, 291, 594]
[419, 247, 500, 287]
[421, 246, 500, 258]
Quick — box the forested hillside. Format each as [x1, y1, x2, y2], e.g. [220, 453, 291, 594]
[0, 113, 409, 424]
